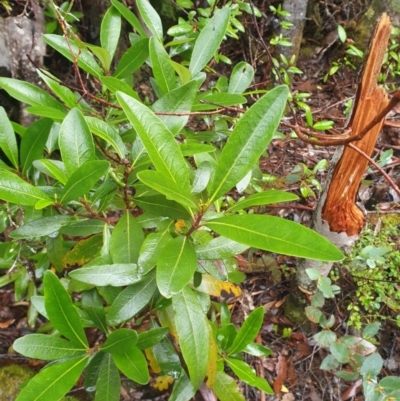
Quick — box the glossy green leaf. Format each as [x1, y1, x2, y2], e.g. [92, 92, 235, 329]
[228, 62, 254, 94]
[94, 353, 120, 401]
[227, 307, 264, 355]
[191, 161, 211, 194]
[0, 106, 18, 168]
[59, 108, 95, 176]
[82, 288, 107, 333]
[243, 342, 272, 357]
[43, 271, 88, 348]
[152, 334, 181, 376]
[60, 219, 105, 236]
[25, 106, 66, 120]
[110, 211, 144, 264]
[152, 79, 202, 135]
[14, 334, 86, 360]
[136, 0, 163, 41]
[100, 76, 139, 100]
[157, 236, 197, 298]
[200, 92, 247, 107]
[137, 170, 197, 210]
[43, 34, 103, 78]
[107, 272, 156, 325]
[189, 7, 230, 76]
[149, 37, 176, 95]
[85, 117, 127, 159]
[205, 215, 344, 262]
[212, 371, 245, 401]
[33, 159, 68, 185]
[180, 143, 215, 157]
[101, 328, 138, 353]
[208, 85, 288, 203]
[37, 70, 78, 109]
[15, 356, 88, 401]
[138, 226, 173, 274]
[117, 92, 190, 188]
[135, 195, 190, 220]
[110, 0, 146, 37]
[111, 344, 149, 384]
[10, 215, 75, 239]
[60, 160, 110, 204]
[0, 77, 66, 111]
[172, 286, 210, 388]
[114, 38, 149, 78]
[20, 118, 53, 174]
[196, 236, 249, 260]
[100, 6, 121, 64]
[227, 190, 298, 212]
[226, 358, 273, 394]
[136, 327, 169, 350]
[69, 264, 140, 287]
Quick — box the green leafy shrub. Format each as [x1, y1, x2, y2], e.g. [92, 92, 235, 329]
[0, 1, 343, 400]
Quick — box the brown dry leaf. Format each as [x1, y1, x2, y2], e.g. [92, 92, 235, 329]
[0, 319, 15, 328]
[273, 353, 287, 393]
[341, 379, 362, 400]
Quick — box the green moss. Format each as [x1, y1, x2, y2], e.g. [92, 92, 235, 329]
[0, 365, 81, 401]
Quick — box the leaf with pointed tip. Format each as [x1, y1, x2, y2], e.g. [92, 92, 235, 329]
[100, 6, 121, 65]
[208, 86, 288, 203]
[14, 334, 86, 360]
[136, 0, 163, 40]
[0, 106, 18, 168]
[20, 118, 53, 174]
[9, 215, 76, 239]
[226, 358, 273, 394]
[85, 117, 127, 159]
[228, 62, 254, 94]
[137, 170, 197, 210]
[196, 236, 249, 260]
[0, 77, 66, 111]
[205, 215, 344, 262]
[33, 159, 68, 185]
[59, 108, 95, 176]
[117, 92, 190, 189]
[189, 8, 230, 76]
[43, 34, 103, 78]
[227, 190, 298, 212]
[172, 286, 210, 389]
[107, 272, 156, 325]
[152, 79, 203, 135]
[149, 37, 176, 95]
[110, 0, 146, 37]
[43, 271, 88, 348]
[227, 307, 264, 355]
[15, 356, 88, 401]
[60, 160, 110, 204]
[136, 327, 169, 350]
[114, 39, 149, 78]
[82, 288, 108, 333]
[135, 195, 190, 220]
[157, 236, 197, 298]
[69, 264, 140, 287]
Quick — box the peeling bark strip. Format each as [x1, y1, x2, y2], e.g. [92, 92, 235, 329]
[321, 14, 391, 236]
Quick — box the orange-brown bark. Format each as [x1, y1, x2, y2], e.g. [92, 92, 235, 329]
[321, 14, 391, 236]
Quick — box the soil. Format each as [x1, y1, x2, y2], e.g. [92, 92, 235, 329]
[0, 1, 400, 401]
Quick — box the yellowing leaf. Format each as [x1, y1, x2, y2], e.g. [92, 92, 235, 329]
[196, 274, 242, 297]
[145, 347, 161, 373]
[152, 375, 174, 391]
[174, 219, 186, 233]
[63, 234, 103, 268]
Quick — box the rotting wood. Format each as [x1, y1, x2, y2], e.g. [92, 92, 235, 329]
[321, 13, 392, 236]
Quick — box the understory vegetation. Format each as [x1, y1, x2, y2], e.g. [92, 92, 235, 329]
[0, 1, 399, 400]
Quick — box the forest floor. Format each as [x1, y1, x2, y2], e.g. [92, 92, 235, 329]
[1, 1, 400, 401]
